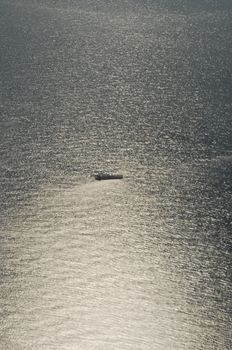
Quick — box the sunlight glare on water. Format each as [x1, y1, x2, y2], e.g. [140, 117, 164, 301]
[0, 0, 232, 349]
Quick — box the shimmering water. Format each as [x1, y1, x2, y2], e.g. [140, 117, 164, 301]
[0, 1, 232, 349]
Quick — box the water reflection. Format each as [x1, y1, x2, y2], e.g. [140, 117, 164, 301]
[0, 0, 232, 349]
[1, 162, 231, 349]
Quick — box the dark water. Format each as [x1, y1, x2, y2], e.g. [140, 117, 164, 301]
[0, 1, 232, 349]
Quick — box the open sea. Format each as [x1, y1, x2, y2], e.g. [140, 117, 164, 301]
[0, 1, 232, 349]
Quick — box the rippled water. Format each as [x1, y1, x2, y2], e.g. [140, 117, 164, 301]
[0, 1, 232, 349]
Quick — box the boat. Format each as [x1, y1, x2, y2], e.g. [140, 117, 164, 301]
[94, 173, 123, 180]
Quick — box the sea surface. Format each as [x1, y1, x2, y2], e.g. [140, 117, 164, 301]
[0, 1, 232, 349]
